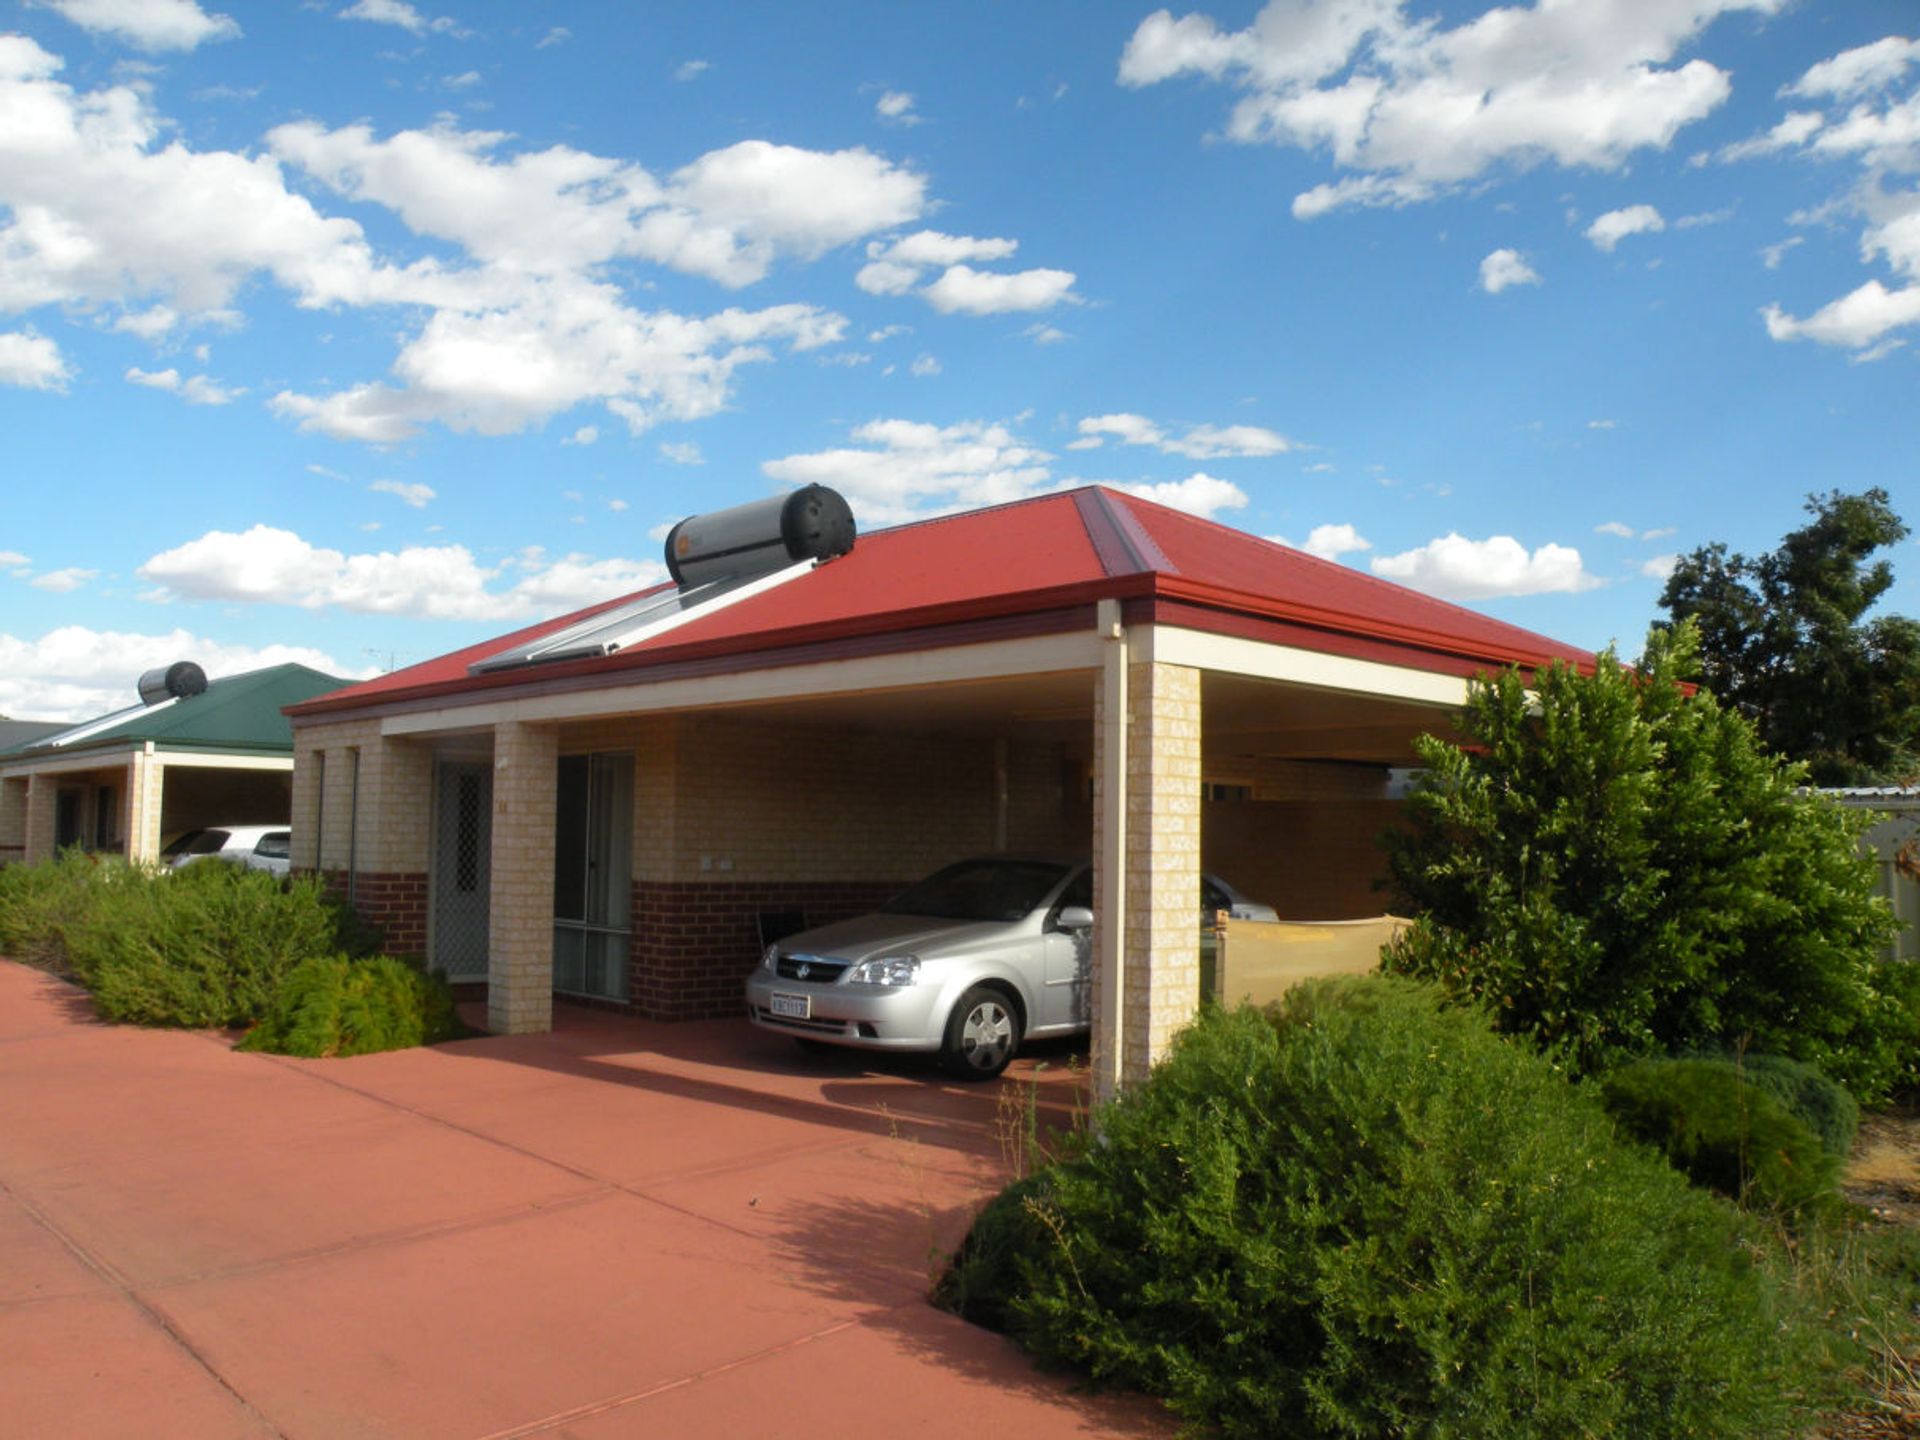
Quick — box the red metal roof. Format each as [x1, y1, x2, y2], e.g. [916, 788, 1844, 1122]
[290, 486, 1595, 719]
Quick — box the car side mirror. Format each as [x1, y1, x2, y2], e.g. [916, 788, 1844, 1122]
[1055, 906, 1094, 930]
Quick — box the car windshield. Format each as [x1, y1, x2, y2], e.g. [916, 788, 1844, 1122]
[164, 829, 229, 858]
[881, 859, 1071, 922]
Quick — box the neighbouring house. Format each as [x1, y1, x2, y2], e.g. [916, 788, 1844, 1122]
[0, 663, 348, 868]
[1828, 788, 1920, 961]
[283, 485, 1594, 1096]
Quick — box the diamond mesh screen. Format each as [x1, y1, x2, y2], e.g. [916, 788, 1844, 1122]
[433, 763, 491, 979]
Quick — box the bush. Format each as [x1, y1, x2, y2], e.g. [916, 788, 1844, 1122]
[941, 979, 1819, 1439]
[0, 848, 128, 973]
[71, 861, 343, 1027]
[1599, 1058, 1842, 1218]
[240, 954, 465, 1057]
[1734, 1053, 1860, 1160]
[1382, 621, 1904, 1099]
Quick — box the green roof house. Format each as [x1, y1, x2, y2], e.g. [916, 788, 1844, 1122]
[0, 662, 347, 867]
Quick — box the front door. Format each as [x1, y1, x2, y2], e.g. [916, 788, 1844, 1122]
[432, 762, 491, 980]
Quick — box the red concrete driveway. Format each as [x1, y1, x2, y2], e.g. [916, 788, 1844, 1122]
[0, 962, 1170, 1440]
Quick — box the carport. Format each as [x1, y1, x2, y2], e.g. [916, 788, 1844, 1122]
[286, 487, 1592, 1099]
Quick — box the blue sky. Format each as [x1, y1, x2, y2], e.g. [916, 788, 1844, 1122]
[1, 0, 1916, 718]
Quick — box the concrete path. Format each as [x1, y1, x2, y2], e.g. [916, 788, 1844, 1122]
[0, 962, 1171, 1440]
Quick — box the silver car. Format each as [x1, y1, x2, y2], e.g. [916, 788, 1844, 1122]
[744, 856, 1281, 1079]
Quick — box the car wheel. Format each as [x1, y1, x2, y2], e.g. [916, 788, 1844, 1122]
[941, 986, 1018, 1080]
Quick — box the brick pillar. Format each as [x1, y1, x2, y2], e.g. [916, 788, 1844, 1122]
[1124, 661, 1202, 1078]
[488, 720, 557, 1035]
[0, 776, 27, 865]
[23, 774, 58, 864]
[124, 753, 165, 863]
[1092, 658, 1202, 1096]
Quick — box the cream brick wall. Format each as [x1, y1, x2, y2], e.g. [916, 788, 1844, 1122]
[291, 719, 430, 874]
[23, 773, 57, 863]
[125, 752, 164, 862]
[1093, 660, 1203, 1090]
[488, 720, 557, 1034]
[653, 713, 1074, 884]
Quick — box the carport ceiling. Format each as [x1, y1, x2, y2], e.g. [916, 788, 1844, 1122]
[702, 668, 1463, 766]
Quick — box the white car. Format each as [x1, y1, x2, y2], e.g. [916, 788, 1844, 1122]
[163, 825, 292, 877]
[745, 856, 1277, 1079]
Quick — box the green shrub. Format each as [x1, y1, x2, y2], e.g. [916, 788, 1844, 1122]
[1382, 622, 1902, 1099]
[240, 954, 464, 1057]
[0, 848, 131, 973]
[1733, 1053, 1859, 1160]
[1600, 1058, 1842, 1218]
[73, 861, 342, 1027]
[942, 978, 1819, 1439]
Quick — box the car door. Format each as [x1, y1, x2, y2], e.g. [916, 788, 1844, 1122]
[1039, 868, 1093, 1029]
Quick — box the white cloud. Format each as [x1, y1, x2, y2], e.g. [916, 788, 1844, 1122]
[1640, 553, 1679, 581]
[124, 365, 241, 404]
[1761, 236, 1803, 269]
[0, 551, 29, 567]
[876, 90, 919, 125]
[442, 71, 482, 91]
[1730, 39, 1920, 354]
[0, 625, 375, 722]
[1718, 111, 1825, 162]
[1370, 532, 1600, 600]
[36, 0, 238, 51]
[1764, 280, 1920, 349]
[338, 0, 457, 37]
[1786, 36, 1920, 101]
[1120, 0, 1775, 216]
[1281, 522, 1371, 561]
[674, 59, 709, 82]
[1479, 248, 1540, 293]
[536, 26, 570, 49]
[1109, 473, 1248, 519]
[1076, 412, 1293, 458]
[28, 566, 97, 593]
[1586, 204, 1666, 252]
[0, 48, 959, 445]
[368, 479, 435, 508]
[137, 525, 664, 621]
[113, 305, 178, 339]
[607, 498, 628, 512]
[1587, 418, 1618, 430]
[763, 418, 1055, 526]
[658, 440, 704, 465]
[1594, 520, 1636, 538]
[910, 352, 941, 377]
[0, 330, 71, 390]
[564, 425, 598, 446]
[1026, 323, 1068, 345]
[923, 264, 1077, 314]
[270, 298, 846, 442]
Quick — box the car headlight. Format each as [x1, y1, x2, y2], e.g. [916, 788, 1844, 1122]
[847, 954, 920, 987]
[761, 944, 779, 972]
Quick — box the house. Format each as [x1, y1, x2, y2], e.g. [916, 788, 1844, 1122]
[283, 485, 1594, 1096]
[0, 663, 348, 868]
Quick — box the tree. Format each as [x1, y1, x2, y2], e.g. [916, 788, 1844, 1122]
[1658, 488, 1920, 784]
[1382, 623, 1905, 1097]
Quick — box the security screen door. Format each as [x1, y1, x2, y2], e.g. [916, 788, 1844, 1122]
[432, 762, 491, 980]
[552, 753, 634, 1001]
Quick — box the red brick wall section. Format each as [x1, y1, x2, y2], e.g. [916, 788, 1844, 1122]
[308, 867, 429, 960]
[629, 879, 905, 1021]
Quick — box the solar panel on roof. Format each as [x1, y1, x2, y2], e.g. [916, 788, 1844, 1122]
[468, 560, 815, 674]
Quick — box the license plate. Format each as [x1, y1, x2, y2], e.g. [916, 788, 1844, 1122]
[770, 992, 810, 1020]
